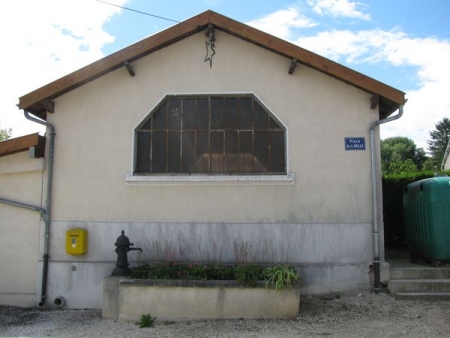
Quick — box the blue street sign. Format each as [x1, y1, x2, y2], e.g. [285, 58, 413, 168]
[345, 137, 366, 150]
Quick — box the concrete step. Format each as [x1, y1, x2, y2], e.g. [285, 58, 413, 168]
[388, 279, 450, 293]
[391, 267, 450, 280]
[394, 292, 450, 301]
[388, 260, 450, 301]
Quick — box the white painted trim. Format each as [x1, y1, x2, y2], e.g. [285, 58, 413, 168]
[125, 172, 294, 186]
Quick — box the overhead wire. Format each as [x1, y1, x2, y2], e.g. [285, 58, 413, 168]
[95, 0, 189, 25]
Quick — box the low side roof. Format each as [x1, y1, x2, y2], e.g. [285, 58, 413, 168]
[18, 10, 406, 120]
[0, 133, 45, 158]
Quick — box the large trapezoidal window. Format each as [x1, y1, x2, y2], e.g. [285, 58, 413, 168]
[135, 95, 286, 174]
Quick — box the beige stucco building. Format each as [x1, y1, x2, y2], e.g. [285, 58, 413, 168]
[443, 139, 450, 170]
[0, 134, 45, 307]
[0, 11, 406, 308]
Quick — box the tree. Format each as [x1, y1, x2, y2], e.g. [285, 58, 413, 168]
[427, 117, 450, 168]
[381, 137, 427, 175]
[0, 120, 12, 141]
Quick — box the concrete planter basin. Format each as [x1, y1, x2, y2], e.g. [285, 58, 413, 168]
[103, 276, 301, 321]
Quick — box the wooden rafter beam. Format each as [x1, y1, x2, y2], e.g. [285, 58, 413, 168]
[42, 100, 55, 113]
[288, 58, 298, 75]
[370, 94, 380, 109]
[124, 61, 135, 77]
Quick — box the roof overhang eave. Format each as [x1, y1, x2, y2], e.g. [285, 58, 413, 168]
[18, 12, 211, 118]
[0, 133, 46, 158]
[17, 10, 406, 120]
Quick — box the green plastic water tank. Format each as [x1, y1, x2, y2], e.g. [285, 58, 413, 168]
[403, 177, 450, 262]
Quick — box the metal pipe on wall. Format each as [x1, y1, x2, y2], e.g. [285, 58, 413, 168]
[369, 105, 404, 291]
[0, 198, 46, 216]
[24, 111, 56, 307]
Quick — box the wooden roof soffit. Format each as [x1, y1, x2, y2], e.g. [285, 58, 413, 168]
[208, 11, 406, 117]
[18, 11, 210, 117]
[18, 10, 406, 120]
[0, 133, 46, 158]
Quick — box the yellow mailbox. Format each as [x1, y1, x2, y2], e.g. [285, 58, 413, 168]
[66, 228, 88, 255]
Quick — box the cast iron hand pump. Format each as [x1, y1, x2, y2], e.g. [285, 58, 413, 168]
[112, 230, 142, 276]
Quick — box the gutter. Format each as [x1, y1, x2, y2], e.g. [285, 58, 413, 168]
[369, 105, 404, 291]
[24, 111, 56, 307]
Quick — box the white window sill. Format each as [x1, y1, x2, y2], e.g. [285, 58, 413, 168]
[125, 173, 294, 186]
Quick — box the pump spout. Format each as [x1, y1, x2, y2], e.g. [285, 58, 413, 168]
[129, 247, 143, 252]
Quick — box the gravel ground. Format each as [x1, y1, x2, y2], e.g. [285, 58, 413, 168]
[1, 291, 450, 337]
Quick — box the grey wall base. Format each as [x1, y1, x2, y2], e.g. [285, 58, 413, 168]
[39, 220, 377, 308]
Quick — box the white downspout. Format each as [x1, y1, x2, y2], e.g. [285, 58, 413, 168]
[369, 105, 404, 291]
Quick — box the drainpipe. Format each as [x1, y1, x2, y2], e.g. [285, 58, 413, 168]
[24, 111, 56, 307]
[0, 198, 46, 216]
[369, 105, 404, 292]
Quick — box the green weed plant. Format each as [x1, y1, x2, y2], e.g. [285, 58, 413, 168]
[136, 313, 156, 328]
[264, 264, 300, 291]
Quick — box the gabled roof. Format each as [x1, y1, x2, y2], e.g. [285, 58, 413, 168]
[0, 133, 45, 158]
[18, 10, 406, 120]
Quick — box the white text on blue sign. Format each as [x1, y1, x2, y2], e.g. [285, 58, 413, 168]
[345, 137, 366, 150]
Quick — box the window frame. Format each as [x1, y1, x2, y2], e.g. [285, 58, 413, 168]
[127, 93, 293, 185]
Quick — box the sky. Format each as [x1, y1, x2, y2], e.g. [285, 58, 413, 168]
[1, 0, 449, 152]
